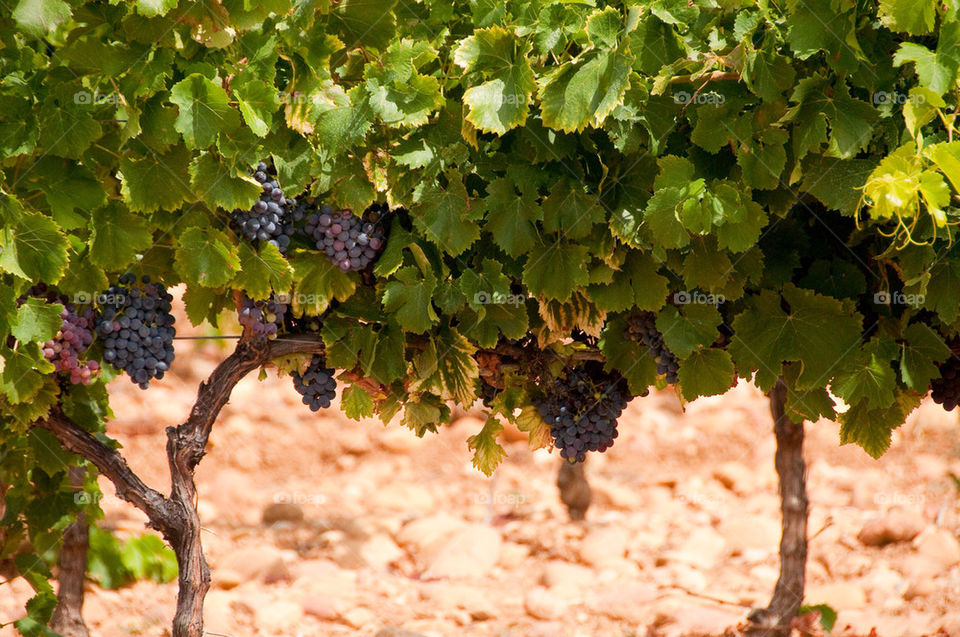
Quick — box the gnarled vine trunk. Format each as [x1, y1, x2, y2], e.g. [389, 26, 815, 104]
[50, 467, 90, 637]
[747, 377, 808, 636]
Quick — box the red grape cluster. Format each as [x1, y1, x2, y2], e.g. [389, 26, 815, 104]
[304, 203, 387, 272]
[237, 294, 288, 340]
[42, 305, 99, 385]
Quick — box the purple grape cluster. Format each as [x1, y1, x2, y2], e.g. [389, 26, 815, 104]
[304, 203, 387, 272]
[237, 294, 288, 340]
[535, 363, 635, 463]
[291, 354, 337, 411]
[231, 161, 299, 253]
[627, 312, 679, 384]
[25, 290, 99, 386]
[95, 274, 176, 389]
[931, 350, 960, 411]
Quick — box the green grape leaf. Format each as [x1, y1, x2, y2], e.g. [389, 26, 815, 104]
[382, 265, 438, 334]
[169, 74, 240, 148]
[737, 127, 788, 190]
[656, 303, 722, 359]
[681, 238, 734, 292]
[483, 177, 542, 256]
[879, 0, 935, 34]
[12, 0, 71, 38]
[900, 322, 950, 392]
[466, 415, 506, 476]
[924, 254, 960, 323]
[12, 298, 63, 344]
[893, 20, 960, 94]
[342, 384, 375, 420]
[135, 0, 177, 17]
[678, 348, 734, 400]
[831, 336, 899, 410]
[234, 78, 279, 137]
[599, 316, 658, 395]
[729, 284, 862, 392]
[288, 249, 356, 315]
[119, 145, 195, 213]
[401, 395, 444, 436]
[1, 347, 51, 404]
[0, 206, 69, 283]
[839, 390, 922, 458]
[234, 242, 294, 301]
[454, 27, 536, 134]
[188, 153, 261, 211]
[89, 204, 154, 270]
[26, 158, 106, 224]
[538, 48, 632, 133]
[523, 240, 589, 301]
[782, 363, 837, 424]
[785, 78, 879, 159]
[174, 227, 240, 287]
[588, 251, 669, 313]
[435, 328, 479, 405]
[411, 175, 480, 256]
[800, 156, 875, 215]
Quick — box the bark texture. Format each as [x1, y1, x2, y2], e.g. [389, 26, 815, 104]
[49, 467, 90, 637]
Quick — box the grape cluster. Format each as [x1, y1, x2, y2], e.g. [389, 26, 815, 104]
[38, 301, 99, 386]
[931, 350, 960, 411]
[292, 354, 337, 411]
[304, 202, 387, 272]
[535, 363, 634, 463]
[95, 274, 176, 389]
[231, 162, 299, 253]
[627, 312, 679, 384]
[237, 294, 288, 339]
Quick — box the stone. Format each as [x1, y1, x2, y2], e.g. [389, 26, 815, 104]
[589, 477, 642, 510]
[368, 482, 436, 513]
[255, 600, 303, 631]
[218, 546, 290, 583]
[540, 560, 595, 594]
[419, 583, 495, 618]
[375, 628, 428, 637]
[660, 605, 745, 636]
[588, 583, 659, 624]
[261, 502, 305, 525]
[524, 587, 567, 620]
[302, 595, 347, 621]
[497, 541, 529, 568]
[213, 568, 243, 590]
[342, 607, 376, 629]
[668, 527, 727, 567]
[360, 533, 406, 569]
[805, 582, 867, 610]
[719, 516, 779, 554]
[397, 513, 466, 555]
[379, 427, 427, 453]
[857, 513, 924, 546]
[203, 591, 234, 632]
[579, 525, 629, 567]
[902, 578, 936, 601]
[913, 527, 960, 566]
[293, 559, 357, 598]
[423, 524, 502, 578]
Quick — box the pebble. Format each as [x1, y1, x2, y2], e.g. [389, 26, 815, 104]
[588, 583, 659, 624]
[218, 545, 289, 583]
[255, 600, 303, 630]
[914, 527, 960, 567]
[857, 512, 924, 546]
[342, 607, 376, 628]
[423, 524, 502, 578]
[579, 525, 629, 567]
[261, 502, 305, 525]
[805, 581, 868, 610]
[524, 587, 567, 620]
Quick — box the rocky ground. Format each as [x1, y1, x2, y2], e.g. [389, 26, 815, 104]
[3, 334, 960, 636]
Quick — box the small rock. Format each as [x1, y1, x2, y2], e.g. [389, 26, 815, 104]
[379, 427, 426, 453]
[302, 595, 347, 620]
[213, 568, 243, 590]
[339, 427, 373, 454]
[424, 525, 502, 578]
[914, 527, 960, 567]
[540, 560, 595, 594]
[940, 612, 960, 634]
[262, 502, 305, 525]
[360, 534, 406, 569]
[497, 541, 529, 568]
[719, 516, 778, 554]
[805, 582, 867, 610]
[713, 461, 756, 494]
[419, 583, 495, 618]
[397, 513, 467, 555]
[902, 578, 936, 601]
[375, 627, 428, 637]
[589, 583, 659, 624]
[857, 512, 924, 546]
[369, 483, 436, 513]
[293, 559, 357, 598]
[660, 605, 745, 636]
[669, 527, 727, 567]
[342, 607, 376, 629]
[219, 546, 289, 583]
[255, 600, 303, 630]
[590, 477, 642, 510]
[579, 525, 629, 567]
[203, 590, 234, 630]
[524, 587, 567, 620]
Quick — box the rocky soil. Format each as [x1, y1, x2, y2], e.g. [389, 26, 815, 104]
[2, 335, 960, 636]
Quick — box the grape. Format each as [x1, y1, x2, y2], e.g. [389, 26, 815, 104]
[237, 294, 288, 340]
[230, 160, 297, 254]
[22, 288, 99, 386]
[94, 274, 176, 389]
[534, 362, 640, 463]
[291, 354, 337, 412]
[626, 312, 679, 384]
[931, 349, 960, 411]
[304, 202, 389, 272]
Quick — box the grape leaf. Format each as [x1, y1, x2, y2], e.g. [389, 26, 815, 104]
[839, 390, 921, 458]
[89, 204, 154, 270]
[233, 78, 279, 137]
[288, 249, 356, 315]
[678, 348, 734, 400]
[879, 0, 935, 34]
[729, 284, 862, 391]
[588, 251, 669, 313]
[169, 74, 240, 148]
[342, 384, 375, 420]
[12, 0, 71, 38]
[382, 266, 438, 334]
[483, 177, 542, 256]
[119, 145, 194, 213]
[12, 298, 63, 344]
[188, 153, 261, 211]
[893, 20, 960, 94]
[831, 336, 899, 410]
[234, 242, 294, 301]
[37, 100, 102, 160]
[174, 227, 240, 288]
[523, 240, 589, 301]
[923, 254, 960, 323]
[657, 303, 722, 359]
[26, 158, 106, 224]
[0, 207, 69, 283]
[411, 175, 481, 256]
[539, 48, 632, 133]
[435, 328, 479, 405]
[466, 415, 506, 476]
[599, 316, 658, 395]
[900, 323, 950, 392]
